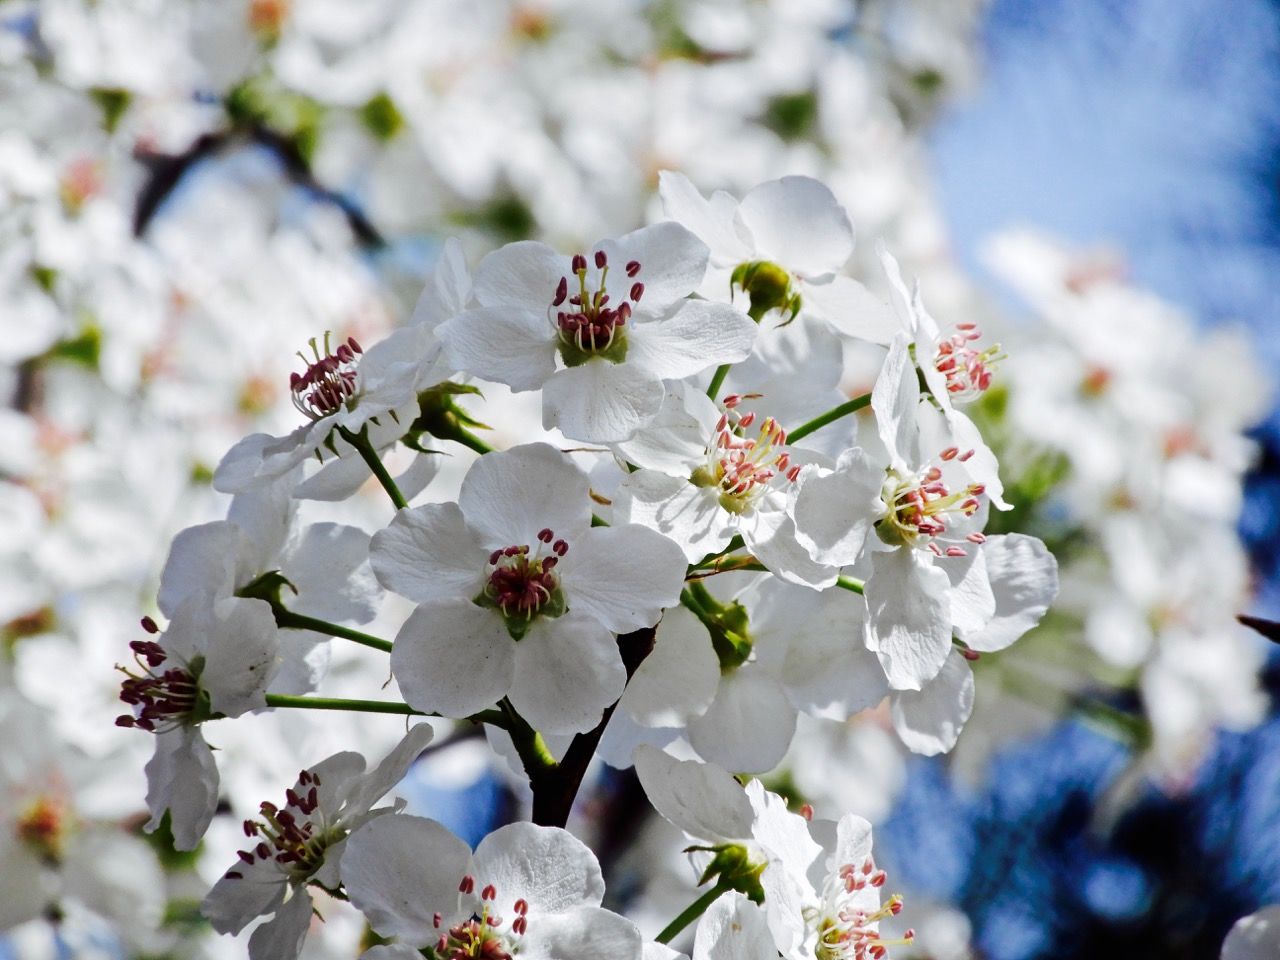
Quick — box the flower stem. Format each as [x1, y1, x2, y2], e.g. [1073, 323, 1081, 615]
[656, 883, 732, 944]
[706, 364, 732, 401]
[339, 425, 408, 510]
[264, 694, 506, 727]
[273, 610, 394, 653]
[451, 425, 495, 456]
[836, 575, 865, 595]
[500, 699, 559, 777]
[786, 392, 872, 444]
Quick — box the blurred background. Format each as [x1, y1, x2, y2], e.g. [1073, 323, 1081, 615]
[1, 0, 1277, 957]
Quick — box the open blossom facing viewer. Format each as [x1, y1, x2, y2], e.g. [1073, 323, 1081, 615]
[436, 223, 757, 442]
[371, 443, 686, 733]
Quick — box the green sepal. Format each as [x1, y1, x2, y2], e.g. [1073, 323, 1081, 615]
[558, 331, 629, 368]
[691, 843, 766, 903]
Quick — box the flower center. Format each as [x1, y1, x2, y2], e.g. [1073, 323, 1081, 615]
[878, 447, 986, 557]
[477, 528, 568, 640]
[552, 250, 639, 367]
[806, 855, 914, 960]
[290, 333, 363, 421]
[933, 323, 1003, 402]
[436, 879, 529, 960]
[17, 796, 70, 864]
[225, 769, 338, 882]
[116, 620, 211, 733]
[692, 395, 801, 515]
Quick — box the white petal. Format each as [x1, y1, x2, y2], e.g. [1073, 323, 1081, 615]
[284, 523, 381, 624]
[202, 857, 287, 935]
[688, 668, 796, 774]
[832, 814, 874, 872]
[872, 333, 919, 470]
[658, 171, 752, 264]
[736, 177, 854, 278]
[63, 830, 164, 932]
[621, 606, 720, 727]
[627, 301, 757, 380]
[438, 306, 556, 391]
[472, 821, 605, 913]
[411, 236, 472, 328]
[522, 905, 643, 960]
[613, 382, 717, 475]
[0, 834, 54, 928]
[202, 597, 280, 718]
[146, 726, 218, 850]
[343, 814, 471, 943]
[781, 594, 887, 721]
[742, 505, 837, 590]
[692, 892, 776, 960]
[509, 614, 626, 735]
[800, 275, 900, 344]
[791, 449, 884, 567]
[943, 549, 996, 637]
[247, 886, 314, 960]
[459, 443, 592, 549]
[743, 778, 823, 877]
[390, 600, 515, 719]
[600, 221, 709, 314]
[558, 524, 687, 632]
[890, 650, 975, 756]
[963, 534, 1059, 652]
[865, 548, 951, 691]
[341, 723, 436, 817]
[157, 521, 244, 616]
[1222, 905, 1280, 960]
[370, 503, 485, 604]
[632, 745, 755, 842]
[473, 240, 567, 309]
[613, 470, 735, 563]
[542, 361, 665, 444]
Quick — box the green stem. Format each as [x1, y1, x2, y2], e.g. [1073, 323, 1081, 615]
[656, 883, 731, 944]
[452, 425, 495, 456]
[836, 575, 865, 595]
[705, 364, 732, 402]
[500, 699, 558, 778]
[689, 535, 746, 573]
[339, 426, 408, 510]
[786, 392, 872, 444]
[274, 610, 394, 653]
[264, 694, 506, 727]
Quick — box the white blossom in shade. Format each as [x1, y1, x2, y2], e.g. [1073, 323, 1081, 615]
[435, 221, 757, 443]
[621, 581, 886, 773]
[658, 171, 898, 343]
[613, 384, 835, 588]
[1222, 906, 1280, 960]
[0, 693, 165, 942]
[632, 745, 822, 893]
[371, 443, 686, 733]
[692, 892, 777, 960]
[759, 813, 916, 960]
[201, 724, 434, 960]
[117, 597, 280, 850]
[213, 324, 434, 494]
[342, 816, 642, 960]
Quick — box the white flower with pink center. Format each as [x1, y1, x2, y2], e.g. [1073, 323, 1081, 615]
[613, 384, 835, 588]
[793, 335, 1056, 691]
[342, 817, 642, 960]
[435, 222, 757, 443]
[201, 725, 434, 960]
[370, 443, 686, 734]
[115, 598, 280, 850]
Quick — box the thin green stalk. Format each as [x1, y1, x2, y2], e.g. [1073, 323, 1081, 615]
[656, 883, 732, 944]
[274, 610, 394, 653]
[786, 392, 872, 444]
[836, 575, 865, 595]
[452, 425, 495, 456]
[339, 426, 408, 510]
[500, 699, 558, 777]
[706, 364, 732, 401]
[264, 694, 506, 727]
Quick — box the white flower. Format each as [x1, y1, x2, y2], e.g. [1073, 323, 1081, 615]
[436, 222, 757, 442]
[342, 817, 642, 960]
[371, 443, 686, 733]
[692, 892, 777, 960]
[614, 384, 834, 588]
[201, 724, 434, 960]
[658, 171, 898, 343]
[117, 597, 280, 850]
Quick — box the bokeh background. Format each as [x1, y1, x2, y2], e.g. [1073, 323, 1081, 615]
[1, 0, 1278, 958]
